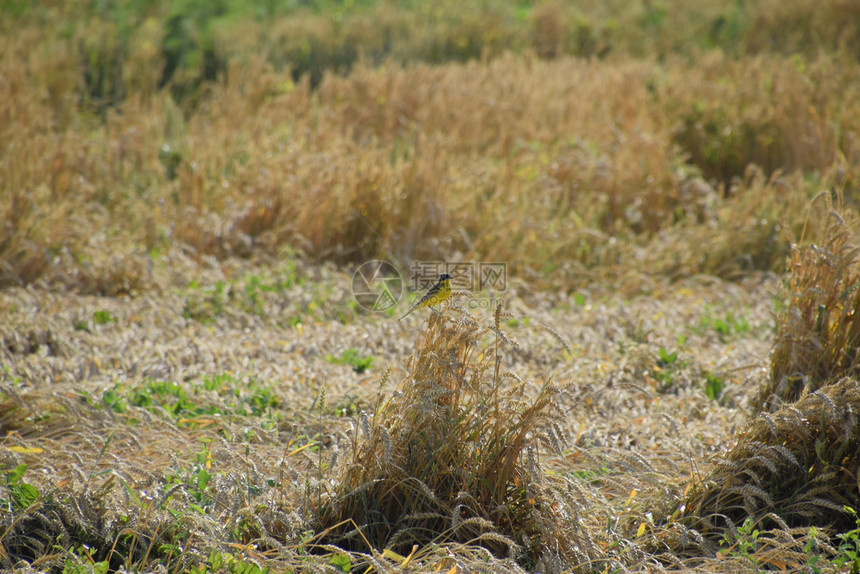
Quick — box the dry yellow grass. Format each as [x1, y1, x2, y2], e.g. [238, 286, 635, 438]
[315, 304, 597, 568]
[4, 38, 857, 293]
[0, 262, 778, 572]
[676, 377, 860, 569]
[4, 1, 860, 571]
[761, 193, 860, 409]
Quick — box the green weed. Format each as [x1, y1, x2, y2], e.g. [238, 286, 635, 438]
[834, 507, 860, 573]
[61, 545, 109, 574]
[164, 439, 215, 511]
[567, 466, 612, 482]
[243, 275, 266, 315]
[804, 527, 822, 574]
[203, 373, 281, 418]
[183, 281, 227, 322]
[719, 516, 760, 569]
[703, 371, 726, 401]
[92, 310, 115, 325]
[184, 270, 303, 322]
[327, 348, 373, 373]
[654, 346, 683, 392]
[330, 392, 361, 417]
[699, 307, 750, 342]
[328, 552, 351, 572]
[100, 374, 280, 426]
[188, 549, 271, 574]
[3, 464, 39, 510]
[657, 346, 678, 366]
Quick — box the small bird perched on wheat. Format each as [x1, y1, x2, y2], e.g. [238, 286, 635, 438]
[399, 273, 453, 320]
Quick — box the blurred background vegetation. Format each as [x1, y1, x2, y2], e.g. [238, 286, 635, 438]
[2, 0, 859, 292]
[9, 0, 860, 109]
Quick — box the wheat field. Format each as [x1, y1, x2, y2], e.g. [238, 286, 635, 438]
[3, 1, 860, 572]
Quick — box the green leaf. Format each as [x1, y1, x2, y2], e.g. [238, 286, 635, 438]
[197, 467, 211, 491]
[11, 482, 39, 509]
[329, 553, 352, 572]
[327, 348, 374, 373]
[704, 371, 726, 401]
[119, 477, 140, 506]
[6, 463, 39, 509]
[657, 347, 677, 365]
[5, 463, 28, 484]
[208, 550, 225, 570]
[93, 310, 115, 325]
